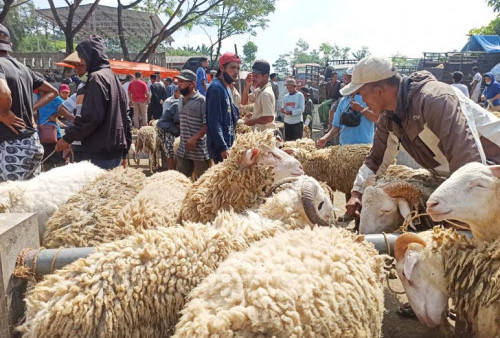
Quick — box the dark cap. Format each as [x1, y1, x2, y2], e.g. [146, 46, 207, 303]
[252, 60, 270, 75]
[176, 69, 196, 82]
[299, 87, 311, 95]
[0, 24, 12, 52]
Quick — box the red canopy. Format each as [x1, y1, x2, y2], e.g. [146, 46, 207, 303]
[55, 59, 179, 79]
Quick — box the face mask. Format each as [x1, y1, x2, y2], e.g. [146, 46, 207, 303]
[180, 86, 191, 96]
[79, 73, 88, 82]
[223, 71, 234, 84]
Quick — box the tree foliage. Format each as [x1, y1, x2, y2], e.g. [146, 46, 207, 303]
[272, 53, 290, 77]
[485, 0, 500, 12]
[469, 16, 500, 36]
[242, 41, 257, 70]
[352, 46, 370, 60]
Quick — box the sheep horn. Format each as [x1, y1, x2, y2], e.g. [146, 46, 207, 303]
[382, 181, 422, 208]
[301, 179, 329, 227]
[394, 232, 426, 261]
[267, 177, 300, 197]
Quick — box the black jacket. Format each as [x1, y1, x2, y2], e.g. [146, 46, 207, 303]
[63, 35, 131, 160]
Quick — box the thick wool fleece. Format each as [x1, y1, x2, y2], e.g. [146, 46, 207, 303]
[291, 144, 371, 194]
[19, 211, 307, 338]
[180, 131, 277, 223]
[42, 167, 146, 248]
[431, 228, 500, 337]
[174, 227, 386, 338]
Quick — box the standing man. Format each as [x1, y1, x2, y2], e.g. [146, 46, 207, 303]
[164, 77, 175, 99]
[325, 71, 341, 101]
[122, 74, 134, 121]
[338, 56, 500, 219]
[128, 72, 150, 128]
[0, 24, 58, 181]
[281, 78, 304, 141]
[318, 75, 327, 103]
[196, 57, 208, 96]
[55, 35, 131, 170]
[175, 69, 211, 179]
[270, 73, 281, 120]
[470, 66, 482, 103]
[205, 52, 241, 163]
[300, 87, 314, 136]
[241, 59, 276, 130]
[148, 73, 167, 121]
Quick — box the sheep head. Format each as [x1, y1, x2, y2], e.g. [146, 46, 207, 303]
[394, 232, 448, 328]
[426, 162, 500, 242]
[359, 181, 423, 234]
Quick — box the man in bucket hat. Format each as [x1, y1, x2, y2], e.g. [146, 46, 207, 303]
[342, 56, 500, 219]
[281, 78, 304, 141]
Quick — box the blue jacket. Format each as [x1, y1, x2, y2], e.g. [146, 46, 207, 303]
[205, 78, 239, 162]
[482, 72, 500, 106]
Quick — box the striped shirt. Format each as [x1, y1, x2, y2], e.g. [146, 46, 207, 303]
[176, 91, 209, 160]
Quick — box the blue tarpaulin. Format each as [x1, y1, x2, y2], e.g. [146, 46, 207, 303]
[461, 35, 500, 53]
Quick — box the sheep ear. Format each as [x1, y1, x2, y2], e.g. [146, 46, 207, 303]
[403, 250, 420, 281]
[397, 199, 416, 230]
[490, 165, 500, 179]
[282, 148, 294, 156]
[240, 148, 260, 168]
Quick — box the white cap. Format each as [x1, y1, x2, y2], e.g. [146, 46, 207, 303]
[340, 56, 397, 96]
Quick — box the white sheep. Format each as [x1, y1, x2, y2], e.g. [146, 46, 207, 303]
[359, 165, 445, 234]
[18, 175, 334, 337]
[0, 162, 105, 240]
[180, 130, 304, 223]
[394, 228, 500, 337]
[426, 162, 500, 243]
[174, 226, 386, 337]
[135, 125, 161, 173]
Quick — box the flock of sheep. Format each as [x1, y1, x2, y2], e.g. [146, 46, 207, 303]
[0, 126, 499, 337]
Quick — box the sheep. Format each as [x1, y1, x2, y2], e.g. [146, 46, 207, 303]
[42, 167, 146, 248]
[359, 165, 446, 234]
[135, 125, 162, 173]
[394, 228, 500, 337]
[0, 162, 105, 241]
[180, 130, 304, 223]
[426, 162, 500, 243]
[283, 143, 372, 195]
[282, 137, 317, 153]
[126, 142, 138, 166]
[18, 175, 335, 337]
[174, 226, 386, 337]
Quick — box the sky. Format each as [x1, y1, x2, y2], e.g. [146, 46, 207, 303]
[37, 0, 497, 71]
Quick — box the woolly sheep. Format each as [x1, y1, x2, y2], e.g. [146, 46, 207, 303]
[18, 175, 334, 337]
[135, 125, 161, 173]
[359, 165, 445, 234]
[0, 162, 105, 240]
[42, 167, 146, 248]
[394, 228, 500, 337]
[180, 131, 304, 223]
[174, 226, 386, 337]
[426, 162, 500, 243]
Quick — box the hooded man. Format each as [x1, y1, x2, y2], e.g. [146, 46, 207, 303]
[481, 72, 500, 112]
[55, 35, 131, 170]
[340, 56, 500, 219]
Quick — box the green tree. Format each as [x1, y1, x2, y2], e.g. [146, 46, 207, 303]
[485, 0, 500, 12]
[352, 46, 370, 60]
[242, 41, 258, 70]
[391, 52, 408, 66]
[2, 1, 40, 50]
[469, 16, 500, 36]
[272, 53, 290, 77]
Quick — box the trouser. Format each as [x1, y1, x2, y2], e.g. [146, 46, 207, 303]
[148, 103, 163, 121]
[87, 156, 122, 170]
[176, 156, 211, 181]
[128, 107, 134, 125]
[284, 121, 303, 141]
[132, 102, 148, 128]
[0, 133, 44, 181]
[41, 142, 66, 171]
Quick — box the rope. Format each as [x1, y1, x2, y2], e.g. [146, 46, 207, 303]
[382, 232, 391, 257]
[32, 246, 45, 281]
[442, 219, 471, 231]
[386, 274, 406, 295]
[49, 247, 63, 274]
[398, 211, 471, 233]
[13, 247, 35, 280]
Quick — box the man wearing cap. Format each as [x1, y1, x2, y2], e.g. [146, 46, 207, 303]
[241, 60, 276, 130]
[205, 52, 241, 163]
[281, 78, 304, 141]
[196, 57, 209, 96]
[175, 69, 211, 179]
[55, 35, 131, 170]
[341, 56, 500, 218]
[0, 24, 58, 181]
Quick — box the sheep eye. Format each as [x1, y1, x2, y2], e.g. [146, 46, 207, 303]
[318, 201, 324, 210]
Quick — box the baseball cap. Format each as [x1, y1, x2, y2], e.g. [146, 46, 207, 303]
[0, 24, 12, 52]
[285, 78, 296, 86]
[219, 52, 241, 68]
[340, 56, 398, 96]
[299, 87, 310, 95]
[175, 69, 196, 82]
[252, 60, 270, 75]
[59, 84, 70, 93]
[63, 51, 81, 64]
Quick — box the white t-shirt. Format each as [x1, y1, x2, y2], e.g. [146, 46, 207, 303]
[451, 83, 470, 98]
[471, 72, 482, 102]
